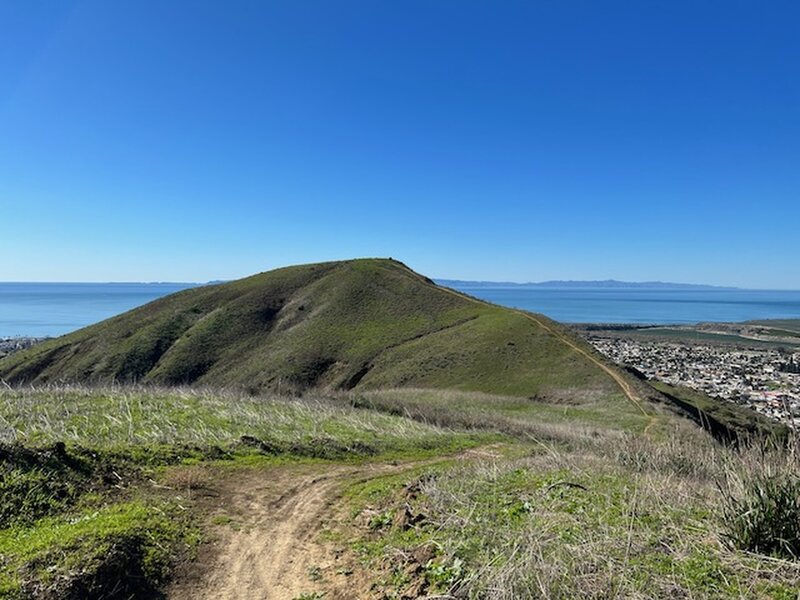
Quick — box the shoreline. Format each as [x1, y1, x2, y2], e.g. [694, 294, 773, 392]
[0, 336, 48, 359]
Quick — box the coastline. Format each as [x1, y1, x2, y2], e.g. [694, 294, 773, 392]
[0, 337, 47, 359]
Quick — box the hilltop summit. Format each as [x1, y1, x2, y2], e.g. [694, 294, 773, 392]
[0, 259, 618, 397]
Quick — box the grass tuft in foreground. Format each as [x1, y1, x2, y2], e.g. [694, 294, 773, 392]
[719, 441, 800, 560]
[0, 500, 193, 599]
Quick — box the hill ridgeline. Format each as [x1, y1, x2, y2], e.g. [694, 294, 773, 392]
[0, 259, 620, 397]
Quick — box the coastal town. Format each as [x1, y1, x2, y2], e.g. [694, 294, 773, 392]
[0, 337, 45, 360]
[588, 336, 800, 426]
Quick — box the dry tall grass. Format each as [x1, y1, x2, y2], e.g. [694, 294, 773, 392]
[378, 428, 800, 598]
[0, 384, 470, 457]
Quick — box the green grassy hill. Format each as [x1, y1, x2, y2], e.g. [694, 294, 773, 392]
[0, 259, 616, 398]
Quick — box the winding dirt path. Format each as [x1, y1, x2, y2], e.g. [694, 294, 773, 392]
[520, 312, 648, 414]
[405, 267, 658, 429]
[502, 309, 659, 434]
[169, 446, 503, 600]
[169, 462, 413, 600]
[168, 269, 662, 599]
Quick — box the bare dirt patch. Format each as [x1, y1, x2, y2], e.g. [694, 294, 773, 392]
[168, 462, 397, 600]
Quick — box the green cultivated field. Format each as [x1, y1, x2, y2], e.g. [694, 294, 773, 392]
[747, 320, 800, 337]
[583, 321, 800, 348]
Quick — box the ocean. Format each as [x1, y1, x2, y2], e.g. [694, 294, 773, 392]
[0, 283, 198, 338]
[447, 285, 800, 326]
[1, 282, 800, 338]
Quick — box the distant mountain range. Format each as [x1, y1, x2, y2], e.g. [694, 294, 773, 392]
[436, 279, 738, 290]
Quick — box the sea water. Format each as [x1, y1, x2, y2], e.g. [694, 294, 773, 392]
[0, 282, 198, 337]
[446, 285, 800, 326]
[2, 282, 800, 337]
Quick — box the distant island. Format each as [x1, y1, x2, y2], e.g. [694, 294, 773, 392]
[436, 278, 738, 290]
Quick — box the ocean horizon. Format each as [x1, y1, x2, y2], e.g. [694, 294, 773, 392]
[2, 281, 800, 338]
[0, 282, 199, 338]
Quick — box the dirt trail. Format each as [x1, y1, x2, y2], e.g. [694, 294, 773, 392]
[504, 309, 659, 433]
[169, 446, 505, 600]
[408, 268, 657, 428]
[169, 462, 407, 600]
[520, 312, 648, 414]
[168, 269, 662, 599]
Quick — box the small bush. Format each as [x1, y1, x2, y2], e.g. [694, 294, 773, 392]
[719, 441, 800, 559]
[721, 470, 800, 559]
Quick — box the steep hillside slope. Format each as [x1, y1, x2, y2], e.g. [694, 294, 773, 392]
[0, 259, 618, 397]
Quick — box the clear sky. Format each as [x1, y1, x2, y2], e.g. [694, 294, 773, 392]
[1, 1, 798, 288]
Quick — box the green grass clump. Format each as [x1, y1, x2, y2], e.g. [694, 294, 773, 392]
[0, 466, 70, 527]
[722, 472, 800, 559]
[0, 442, 200, 599]
[719, 443, 800, 559]
[0, 500, 193, 599]
[0, 445, 92, 528]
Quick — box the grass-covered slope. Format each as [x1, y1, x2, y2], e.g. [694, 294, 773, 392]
[0, 259, 615, 398]
[648, 380, 787, 441]
[0, 386, 485, 599]
[2, 385, 798, 599]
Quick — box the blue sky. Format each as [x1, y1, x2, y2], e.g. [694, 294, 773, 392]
[1, 1, 798, 288]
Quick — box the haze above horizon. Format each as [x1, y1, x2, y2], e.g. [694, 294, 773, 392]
[2, 2, 798, 288]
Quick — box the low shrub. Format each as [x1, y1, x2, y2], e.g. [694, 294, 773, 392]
[719, 442, 800, 559]
[721, 470, 800, 559]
